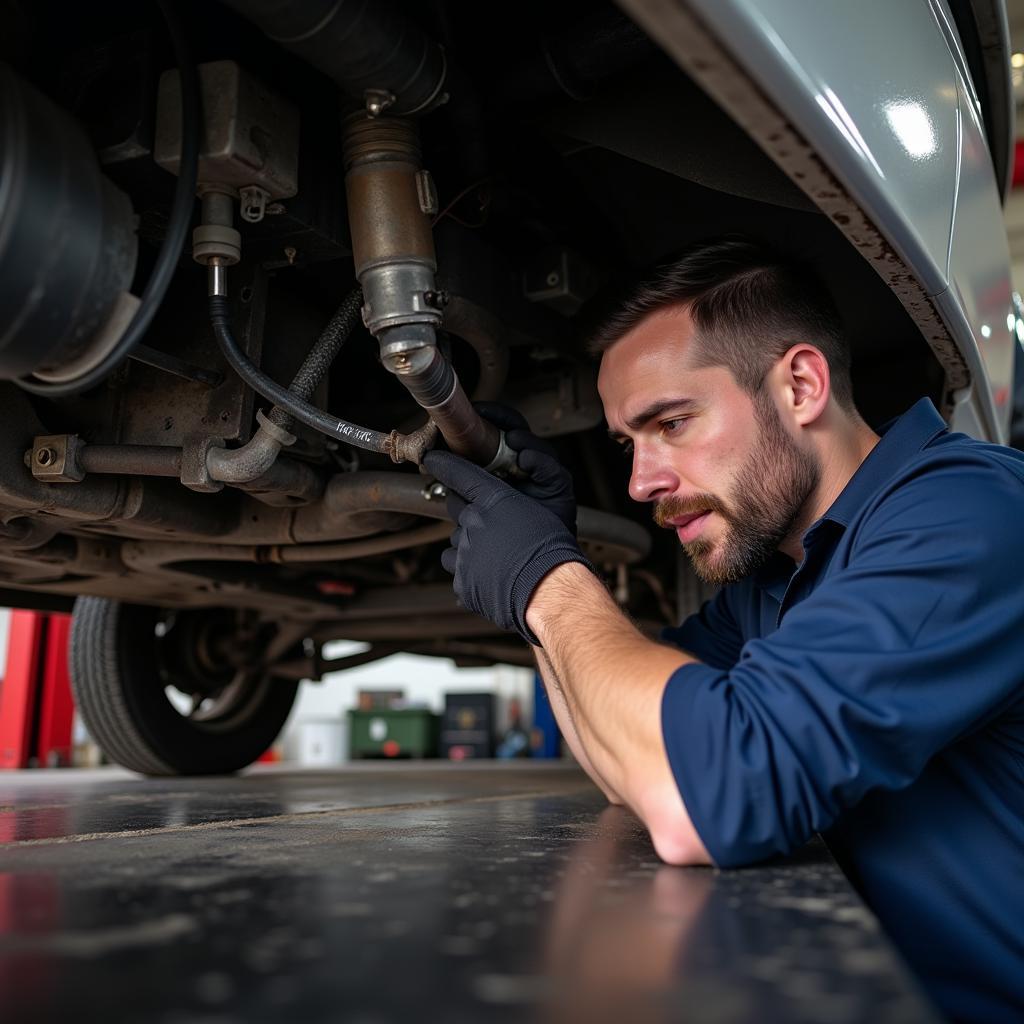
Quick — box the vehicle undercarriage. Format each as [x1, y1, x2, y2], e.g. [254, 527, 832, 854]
[0, 0, 979, 771]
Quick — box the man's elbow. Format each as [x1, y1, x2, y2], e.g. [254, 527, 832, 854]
[632, 778, 713, 866]
[648, 819, 712, 866]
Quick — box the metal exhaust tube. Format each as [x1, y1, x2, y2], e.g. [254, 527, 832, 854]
[342, 114, 514, 472]
[218, 0, 448, 118]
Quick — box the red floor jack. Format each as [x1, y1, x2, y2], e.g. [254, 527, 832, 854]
[0, 611, 75, 769]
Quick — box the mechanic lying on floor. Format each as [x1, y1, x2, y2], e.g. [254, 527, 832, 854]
[423, 239, 1024, 1022]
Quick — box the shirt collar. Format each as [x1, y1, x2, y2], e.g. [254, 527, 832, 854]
[819, 397, 948, 529]
[753, 550, 797, 601]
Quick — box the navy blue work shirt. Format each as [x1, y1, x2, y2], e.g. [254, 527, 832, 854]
[661, 398, 1024, 1022]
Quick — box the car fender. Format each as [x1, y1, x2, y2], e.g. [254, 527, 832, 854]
[623, 0, 1015, 441]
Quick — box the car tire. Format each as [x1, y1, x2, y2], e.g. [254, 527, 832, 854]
[70, 596, 299, 775]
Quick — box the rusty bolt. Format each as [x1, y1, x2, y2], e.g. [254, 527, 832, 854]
[283, 246, 297, 265]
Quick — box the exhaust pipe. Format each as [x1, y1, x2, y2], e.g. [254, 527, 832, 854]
[219, 0, 448, 117]
[342, 114, 514, 472]
[222, 0, 513, 472]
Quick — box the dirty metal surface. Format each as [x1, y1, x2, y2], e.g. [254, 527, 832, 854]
[0, 763, 939, 1023]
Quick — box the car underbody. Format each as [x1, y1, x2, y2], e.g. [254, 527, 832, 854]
[0, 0, 998, 771]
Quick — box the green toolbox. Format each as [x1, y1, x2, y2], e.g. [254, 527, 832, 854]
[348, 709, 440, 759]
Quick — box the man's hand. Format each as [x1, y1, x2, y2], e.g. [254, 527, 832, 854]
[474, 403, 577, 534]
[422, 449, 594, 645]
[426, 440, 710, 866]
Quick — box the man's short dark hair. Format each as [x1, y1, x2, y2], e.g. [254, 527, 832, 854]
[588, 238, 855, 411]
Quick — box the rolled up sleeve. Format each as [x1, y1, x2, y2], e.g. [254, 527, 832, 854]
[661, 458, 1024, 867]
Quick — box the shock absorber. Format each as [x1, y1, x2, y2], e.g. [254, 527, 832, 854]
[342, 114, 515, 472]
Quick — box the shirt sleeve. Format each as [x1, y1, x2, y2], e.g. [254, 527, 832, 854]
[660, 583, 746, 670]
[661, 454, 1024, 867]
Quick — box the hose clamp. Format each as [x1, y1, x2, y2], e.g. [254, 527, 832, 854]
[484, 431, 520, 477]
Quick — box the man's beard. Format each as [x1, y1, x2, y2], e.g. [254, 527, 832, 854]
[654, 393, 820, 585]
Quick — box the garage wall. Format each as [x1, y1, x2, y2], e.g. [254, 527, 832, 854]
[279, 644, 535, 762]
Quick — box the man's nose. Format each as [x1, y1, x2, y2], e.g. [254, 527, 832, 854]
[628, 446, 680, 503]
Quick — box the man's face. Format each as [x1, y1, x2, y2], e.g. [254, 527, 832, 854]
[597, 306, 820, 584]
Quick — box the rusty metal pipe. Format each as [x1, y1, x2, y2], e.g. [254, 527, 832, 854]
[236, 459, 324, 505]
[79, 442, 322, 504]
[290, 470, 450, 543]
[378, 327, 501, 466]
[79, 445, 183, 477]
[342, 114, 512, 470]
[342, 115, 442, 343]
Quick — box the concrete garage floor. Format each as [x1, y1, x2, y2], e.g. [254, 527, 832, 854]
[0, 763, 938, 1023]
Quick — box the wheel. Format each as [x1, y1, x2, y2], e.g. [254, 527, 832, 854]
[70, 597, 299, 775]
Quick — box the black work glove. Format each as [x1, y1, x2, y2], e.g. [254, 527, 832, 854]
[422, 449, 594, 645]
[474, 402, 578, 535]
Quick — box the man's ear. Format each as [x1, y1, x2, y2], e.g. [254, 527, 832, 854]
[776, 344, 830, 426]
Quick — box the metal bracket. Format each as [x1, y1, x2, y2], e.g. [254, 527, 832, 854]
[239, 185, 270, 224]
[180, 435, 226, 493]
[28, 435, 85, 483]
[415, 169, 438, 216]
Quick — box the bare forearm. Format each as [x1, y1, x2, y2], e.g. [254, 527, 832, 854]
[531, 567, 682, 793]
[526, 562, 711, 865]
[535, 650, 624, 805]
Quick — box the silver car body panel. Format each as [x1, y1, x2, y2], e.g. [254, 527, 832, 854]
[624, 0, 1015, 441]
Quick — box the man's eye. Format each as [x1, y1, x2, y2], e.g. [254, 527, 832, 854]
[618, 440, 634, 457]
[661, 417, 689, 436]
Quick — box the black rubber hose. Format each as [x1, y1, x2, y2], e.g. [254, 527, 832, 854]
[268, 288, 363, 433]
[208, 296, 391, 455]
[16, 0, 200, 398]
